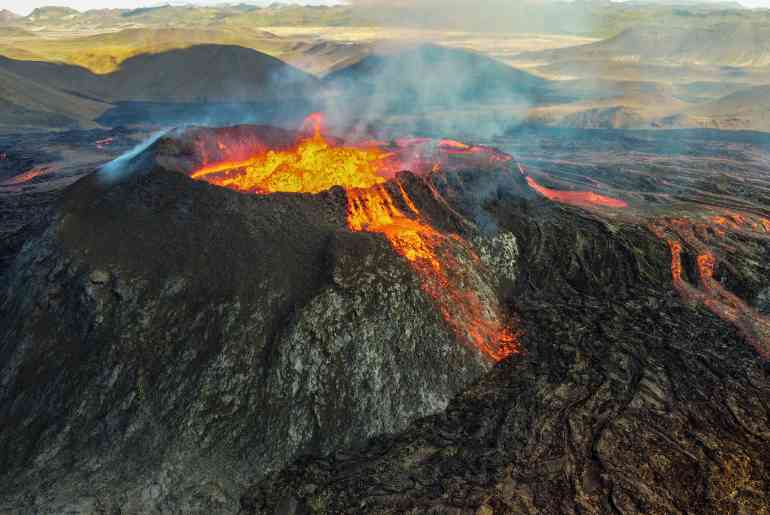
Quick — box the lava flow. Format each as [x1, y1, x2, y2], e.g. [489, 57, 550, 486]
[191, 114, 518, 361]
[651, 217, 770, 359]
[516, 162, 628, 209]
[1, 166, 53, 187]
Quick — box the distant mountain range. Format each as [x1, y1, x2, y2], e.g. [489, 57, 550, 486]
[519, 23, 770, 67]
[3, 1, 770, 38]
[2, 7, 770, 134]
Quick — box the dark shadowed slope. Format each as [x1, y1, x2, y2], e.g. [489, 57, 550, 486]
[0, 67, 111, 131]
[325, 44, 555, 109]
[102, 45, 319, 102]
[0, 45, 320, 104]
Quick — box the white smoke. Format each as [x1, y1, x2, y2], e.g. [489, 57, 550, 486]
[97, 129, 170, 184]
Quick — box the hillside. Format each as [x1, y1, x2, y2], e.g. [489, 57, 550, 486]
[0, 26, 362, 76]
[0, 67, 110, 131]
[519, 22, 770, 67]
[689, 84, 770, 117]
[682, 84, 770, 130]
[97, 44, 319, 102]
[320, 44, 560, 136]
[325, 45, 554, 109]
[0, 45, 320, 103]
[0, 27, 35, 38]
[0, 45, 321, 129]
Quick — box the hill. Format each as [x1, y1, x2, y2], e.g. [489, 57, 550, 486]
[0, 26, 358, 76]
[321, 44, 559, 136]
[682, 84, 770, 130]
[0, 67, 110, 131]
[519, 22, 770, 67]
[0, 45, 320, 104]
[324, 45, 555, 112]
[97, 44, 318, 103]
[0, 45, 321, 129]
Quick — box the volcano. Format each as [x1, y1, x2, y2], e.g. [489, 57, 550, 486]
[0, 116, 530, 512]
[185, 114, 523, 361]
[1, 119, 769, 514]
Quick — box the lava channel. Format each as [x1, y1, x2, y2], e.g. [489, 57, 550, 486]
[191, 114, 519, 361]
[651, 217, 770, 359]
[515, 162, 628, 209]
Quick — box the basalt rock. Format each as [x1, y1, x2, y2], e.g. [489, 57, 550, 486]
[0, 131, 505, 513]
[241, 200, 770, 515]
[2, 125, 770, 515]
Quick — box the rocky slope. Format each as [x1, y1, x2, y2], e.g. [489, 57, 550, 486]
[0, 125, 514, 514]
[243, 198, 770, 514]
[1, 124, 769, 514]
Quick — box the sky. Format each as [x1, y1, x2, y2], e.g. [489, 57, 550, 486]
[2, 0, 770, 16]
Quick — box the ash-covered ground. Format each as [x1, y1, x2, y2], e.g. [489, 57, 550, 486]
[0, 124, 768, 514]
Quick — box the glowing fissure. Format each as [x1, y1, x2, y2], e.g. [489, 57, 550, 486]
[191, 114, 518, 361]
[525, 176, 628, 209]
[2, 166, 53, 186]
[651, 218, 770, 359]
[514, 160, 627, 209]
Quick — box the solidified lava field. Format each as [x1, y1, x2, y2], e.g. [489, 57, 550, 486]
[1, 121, 769, 514]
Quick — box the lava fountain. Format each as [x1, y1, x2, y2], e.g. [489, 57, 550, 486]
[191, 114, 518, 361]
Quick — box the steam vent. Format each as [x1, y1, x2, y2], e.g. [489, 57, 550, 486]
[2, 115, 769, 514]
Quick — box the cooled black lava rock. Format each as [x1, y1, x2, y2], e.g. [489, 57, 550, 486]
[241, 200, 770, 515]
[2, 125, 769, 515]
[0, 128, 512, 514]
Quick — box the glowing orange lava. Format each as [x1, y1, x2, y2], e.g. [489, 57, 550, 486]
[191, 120, 396, 194]
[651, 218, 770, 359]
[1, 166, 51, 186]
[191, 114, 518, 361]
[525, 176, 628, 209]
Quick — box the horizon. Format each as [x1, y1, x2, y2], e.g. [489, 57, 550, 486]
[1, 0, 344, 16]
[3, 0, 770, 16]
